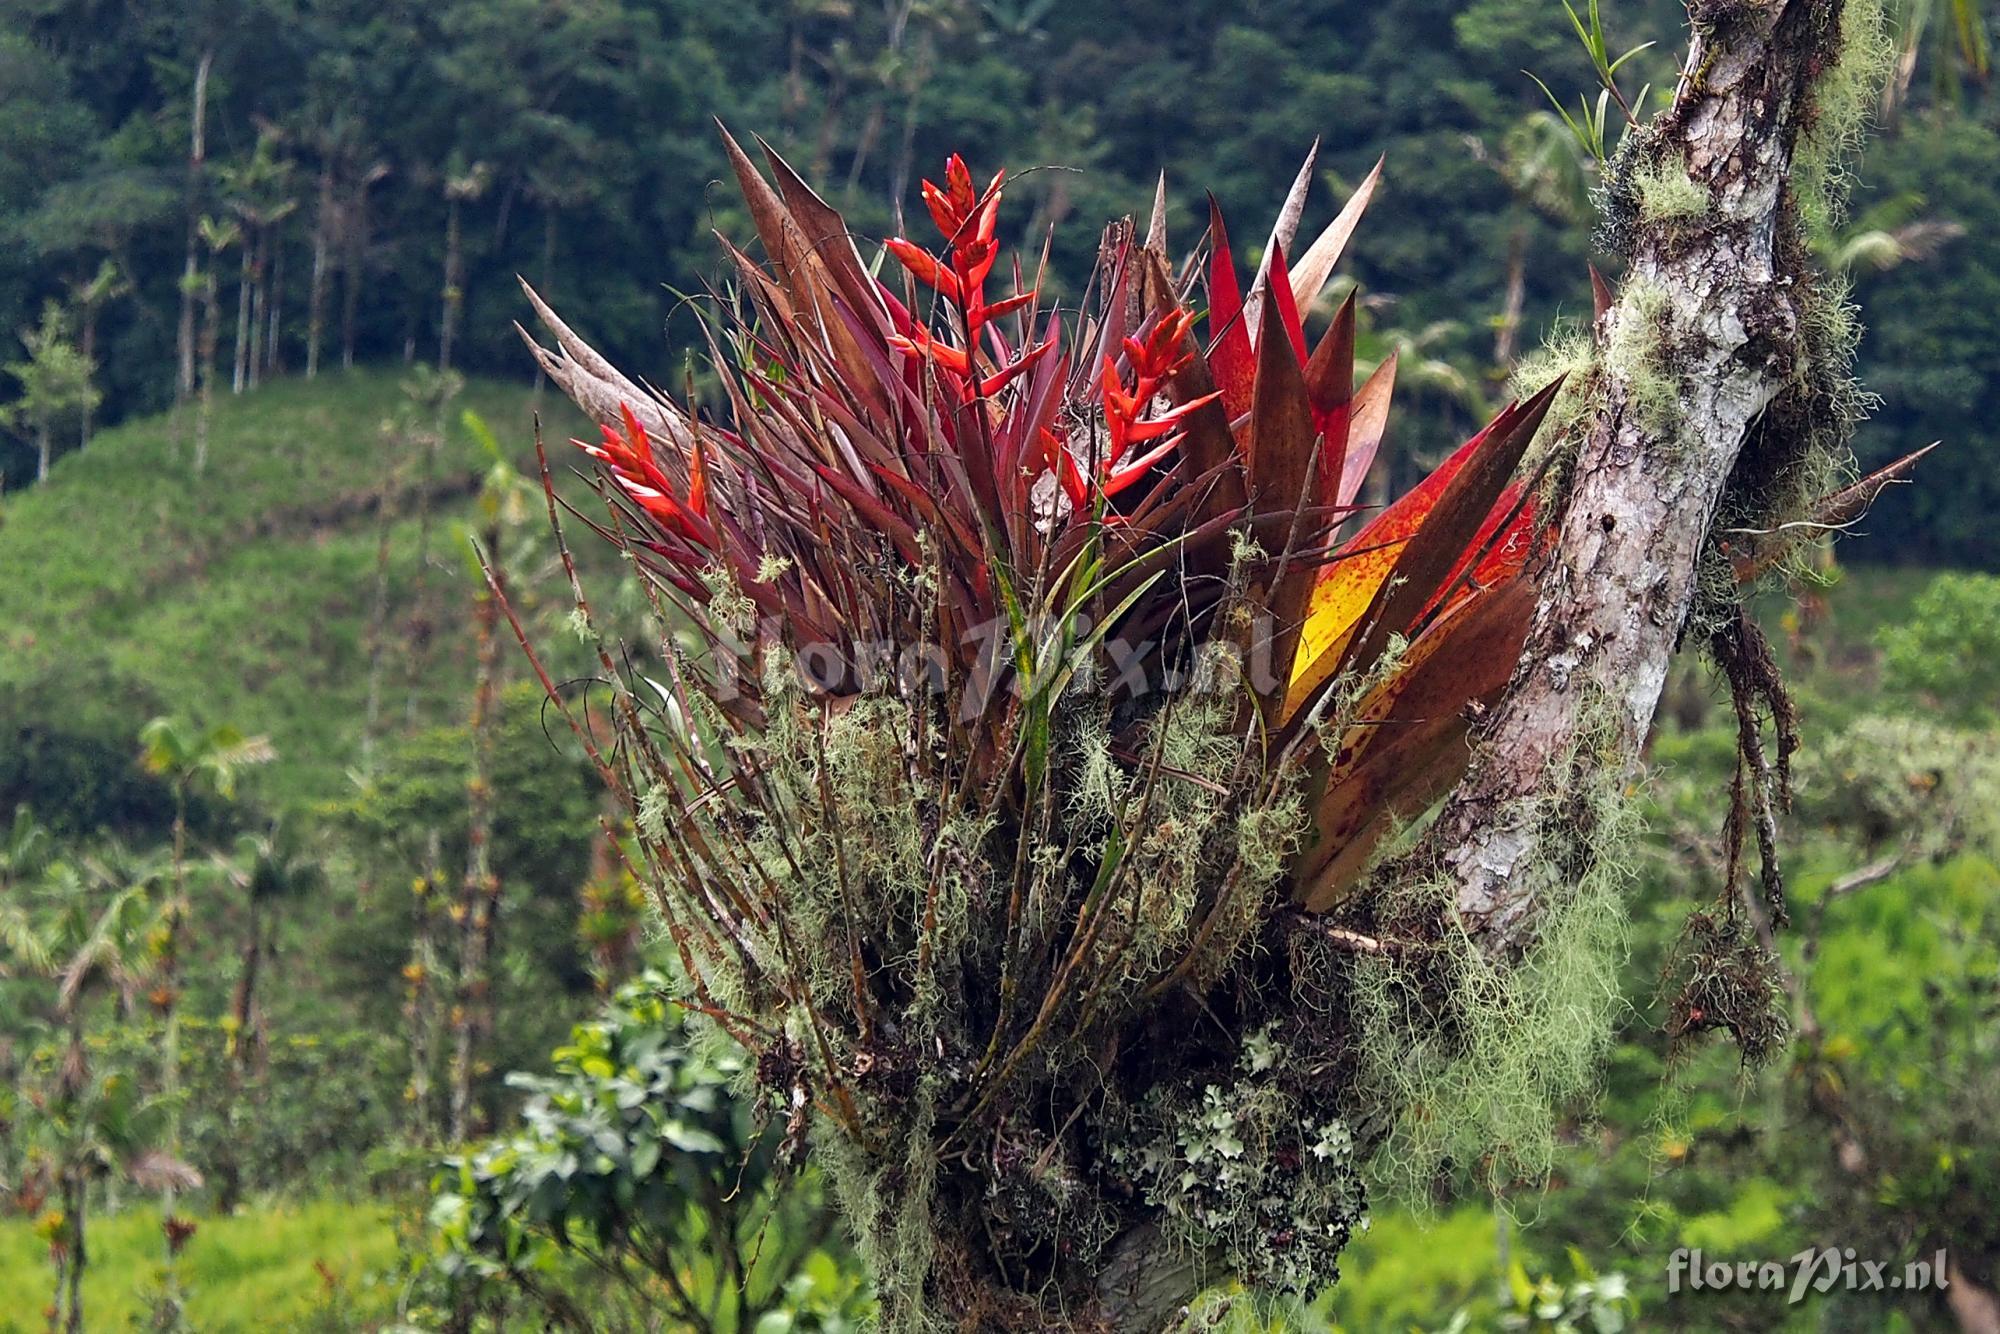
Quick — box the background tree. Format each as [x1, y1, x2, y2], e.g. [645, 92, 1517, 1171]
[191, 215, 238, 472]
[134, 715, 271, 1279]
[5, 874, 181, 1334]
[219, 134, 299, 393]
[2, 303, 99, 483]
[64, 261, 130, 450]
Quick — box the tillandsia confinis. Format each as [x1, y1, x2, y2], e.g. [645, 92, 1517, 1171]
[511, 127, 1580, 1329]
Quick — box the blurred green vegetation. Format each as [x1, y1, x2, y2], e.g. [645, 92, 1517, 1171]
[0, 1199, 399, 1333]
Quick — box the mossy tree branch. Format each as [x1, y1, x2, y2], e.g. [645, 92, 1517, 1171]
[1418, 0, 1874, 958]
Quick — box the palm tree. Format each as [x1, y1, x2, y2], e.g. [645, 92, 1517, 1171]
[66, 260, 129, 449]
[7, 875, 184, 1334]
[220, 134, 299, 392]
[1814, 192, 1965, 275]
[438, 158, 492, 375]
[0, 804, 50, 886]
[134, 718, 271, 1256]
[175, 51, 214, 402]
[192, 215, 240, 473]
[1351, 309, 1490, 506]
[213, 827, 321, 1074]
[206, 826, 320, 1209]
[1884, 0, 1991, 112]
[1481, 110, 1594, 366]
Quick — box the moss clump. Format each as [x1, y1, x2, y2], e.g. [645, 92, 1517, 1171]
[1509, 326, 1602, 512]
[1633, 156, 1708, 228]
[1600, 277, 1684, 442]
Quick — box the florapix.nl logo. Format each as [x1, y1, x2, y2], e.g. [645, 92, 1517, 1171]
[1668, 1246, 1952, 1305]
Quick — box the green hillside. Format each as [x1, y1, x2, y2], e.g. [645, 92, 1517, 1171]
[0, 371, 581, 815]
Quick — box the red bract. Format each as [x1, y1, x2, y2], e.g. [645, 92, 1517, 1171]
[533, 131, 1561, 908]
[574, 405, 711, 549]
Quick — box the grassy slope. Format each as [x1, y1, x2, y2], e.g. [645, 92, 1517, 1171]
[0, 369, 580, 811]
[0, 1200, 398, 1332]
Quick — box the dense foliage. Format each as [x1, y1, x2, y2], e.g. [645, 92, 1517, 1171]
[1, 0, 1994, 559]
[426, 972, 864, 1331]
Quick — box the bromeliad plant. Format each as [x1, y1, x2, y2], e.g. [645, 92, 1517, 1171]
[513, 129, 1565, 1329]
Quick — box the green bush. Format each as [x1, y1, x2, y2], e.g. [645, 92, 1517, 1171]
[1878, 572, 2000, 723]
[423, 970, 867, 1331]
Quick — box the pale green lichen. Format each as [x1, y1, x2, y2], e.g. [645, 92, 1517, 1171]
[1793, 0, 1895, 234]
[1600, 277, 1683, 442]
[1633, 156, 1708, 227]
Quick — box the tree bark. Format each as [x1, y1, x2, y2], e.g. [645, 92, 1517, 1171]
[1092, 1224, 1207, 1334]
[1423, 0, 1859, 956]
[176, 53, 213, 402]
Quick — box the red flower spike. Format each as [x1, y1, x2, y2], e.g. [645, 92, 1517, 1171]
[1101, 434, 1182, 498]
[978, 337, 1055, 397]
[888, 327, 971, 378]
[945, 155, 977, 217]
[976, 172, 1005, 244]
[1057, 442, 1089, 508]
[922, 181, 959, 239]
[885, 239, 962, 302]
[618, 403, 655, 470]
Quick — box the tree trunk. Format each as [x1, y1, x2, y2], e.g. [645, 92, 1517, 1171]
[35, 421, 50, 483]
[78, 309, 97, 450]
[531, 205, 556, 405]
[359, 465, 401, 772]
[197, 264, 221, 473]
[406, 829, 444, 1143]
[307, 164, 332, 379]
[264, 232, 283, 379]
[448, 522, 505, 1142]
[159, 797, 187, 1309]
[219, 890, 261, 1212]
[341, 184, 367, 371]
[230, 894, 262, 1065]
[62, 1172, 84, 1334]
[1092, 1224, 1206, 1334]
[1418, 0, 1865, 956]
[176, 53, 213, 402]
[233, 241, 252, 394]
[440, 198, 463, 374]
